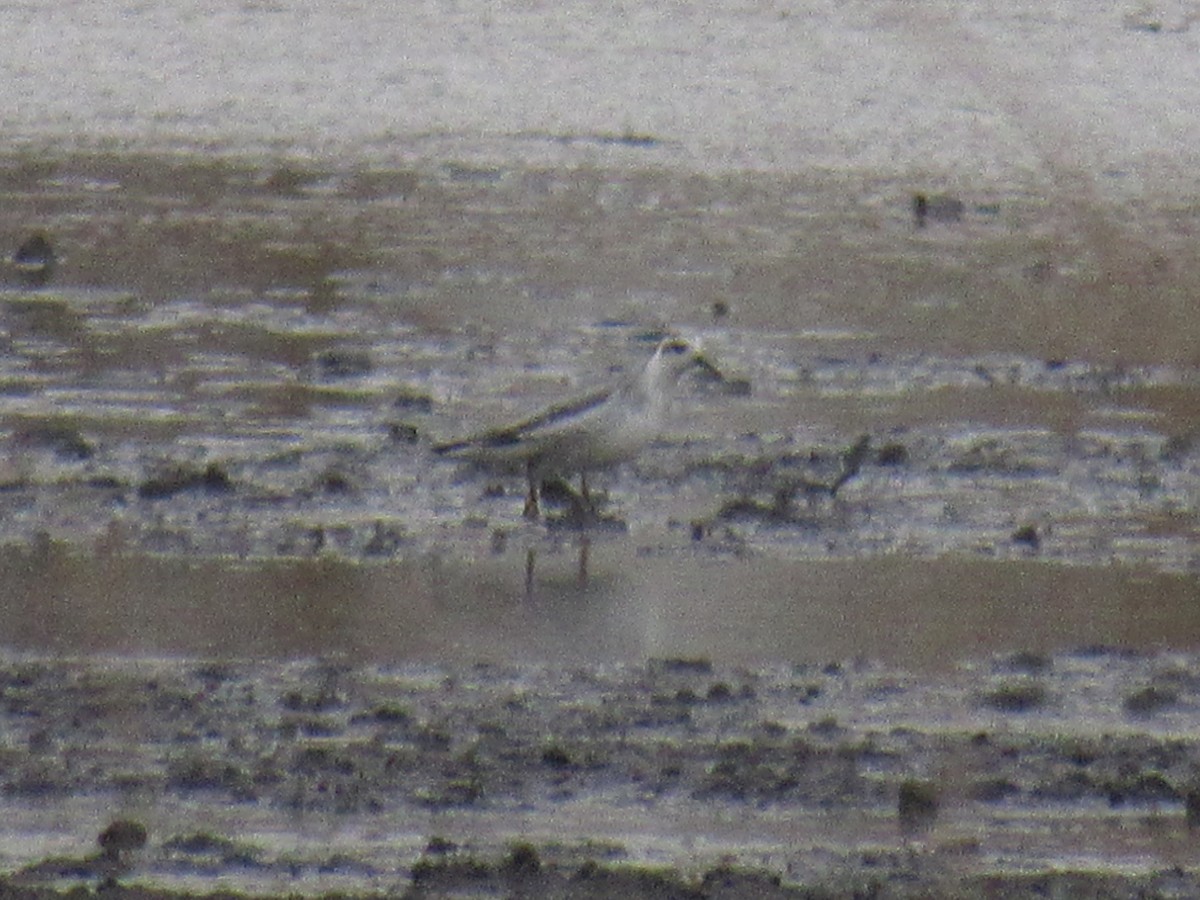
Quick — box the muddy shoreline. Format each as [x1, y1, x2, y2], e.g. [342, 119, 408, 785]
[4, 653, 1200, 898]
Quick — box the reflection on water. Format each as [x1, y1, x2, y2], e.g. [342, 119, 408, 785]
[1, 541, 1197, 671]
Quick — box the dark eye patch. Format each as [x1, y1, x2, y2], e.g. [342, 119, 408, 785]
[662, 339, 690, 355]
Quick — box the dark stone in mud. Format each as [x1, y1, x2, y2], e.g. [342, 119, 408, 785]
[998, 650, 1052, 674]
[393, 387, 434, 413]
[502, 842, 542, 875]
[948, 439, 1038, 474]
[423, 836, 459, 856]
[911, 191, 965, 228]
[311, 347, 373, 379]
[1011, 523, 1040, 548]
[85, 475, 127, 490]
[897, 779, 939, 835]
[1123, 685, 1178, 716]
[313, 466, 358, 494]
[357, 703, 411, 725]
[387, 421, 420, 443]
[363, 520, 407, 556]
[876, 441, 908, 466]
[592, 130, 661, 148]
[138, 462, 233, 499]
[14, 424, 94, 460]
[980, 679, 1048, 712]
[540, 743, 575, 769]
[165, 755, 254, 798]
[97, 820, 148, 860]
[706, 681, 737, 702]
[410, 853, 493, 889]
[161, 832, 240, 856]
[701, 864, 790, 898]
[280, 686, 344, 713]
[261, 164, 328, 197]
[972, 776, 1021, 802]
[1106, 770, 1178, 806]
[11, 231, 56, 287]
[648, 657, 714, 676]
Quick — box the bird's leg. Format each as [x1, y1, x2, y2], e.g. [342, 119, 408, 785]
[525, 548, 536, 600]
[523, 461, 540, 520]
[577, 536, 590, 588]
[574, 471, 601, 521]
[829, 434, 872, 497]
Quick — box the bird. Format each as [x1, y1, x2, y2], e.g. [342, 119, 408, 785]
[434, 334, 724, 520]
[12, 231, 57, 287]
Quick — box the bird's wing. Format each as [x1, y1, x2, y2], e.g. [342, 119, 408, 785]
[433, 386, 614, 454]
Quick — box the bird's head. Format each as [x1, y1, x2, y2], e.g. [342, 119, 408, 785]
[643, 334, 726, 396]
[658, 334, 723, 375]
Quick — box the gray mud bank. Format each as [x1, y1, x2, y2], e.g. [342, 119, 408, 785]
[5, 654, 1200, 899]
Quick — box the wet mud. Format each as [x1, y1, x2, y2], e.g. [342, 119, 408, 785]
[5, 654, 1200, 898]
[0, 151, 1197, 896]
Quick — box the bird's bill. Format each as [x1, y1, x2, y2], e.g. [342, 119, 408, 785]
[657, 334, 725, 382]
[690, 351, 725, 383]
[679, 342, 752, 395]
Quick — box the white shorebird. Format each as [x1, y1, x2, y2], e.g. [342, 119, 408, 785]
[434, 334, 723, 520]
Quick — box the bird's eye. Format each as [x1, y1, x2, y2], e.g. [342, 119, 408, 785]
[663, 339, 690, 355]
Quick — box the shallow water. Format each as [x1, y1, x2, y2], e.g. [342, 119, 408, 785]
[1, 547, 1198, 669]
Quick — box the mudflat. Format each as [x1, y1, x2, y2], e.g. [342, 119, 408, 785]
[0, 149, 1196, 897]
